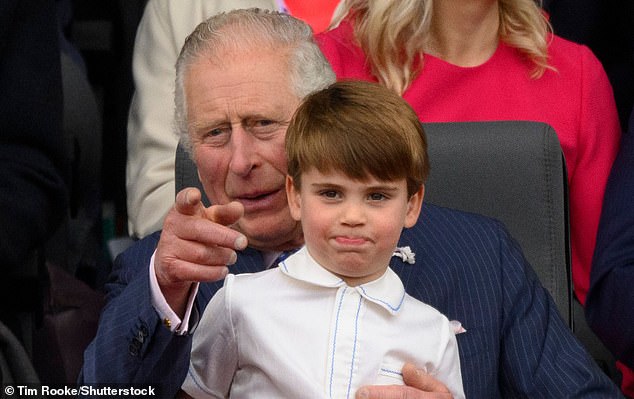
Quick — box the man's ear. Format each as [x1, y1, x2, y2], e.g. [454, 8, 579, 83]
[286, 175, 302, 222]
[404, 185, 424, 228]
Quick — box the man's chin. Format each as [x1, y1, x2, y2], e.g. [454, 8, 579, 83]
[236, 215, 302, 250]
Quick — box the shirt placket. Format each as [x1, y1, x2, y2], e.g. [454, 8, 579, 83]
[327, 286, 364, 399]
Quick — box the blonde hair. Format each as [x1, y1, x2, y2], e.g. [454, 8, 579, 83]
[286, 80, 429, 197]
[330, 0, 552, 95]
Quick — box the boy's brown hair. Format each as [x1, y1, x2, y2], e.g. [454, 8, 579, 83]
[286, 80, 429, 196]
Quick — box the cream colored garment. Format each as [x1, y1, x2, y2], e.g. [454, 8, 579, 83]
[183, 247, 465, 399]
[126, 0, 278, 238]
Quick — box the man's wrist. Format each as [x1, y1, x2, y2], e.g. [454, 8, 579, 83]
[149, 251, 199, 334]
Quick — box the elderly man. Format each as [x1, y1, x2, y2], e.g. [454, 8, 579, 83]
[81, 8, 621, 399]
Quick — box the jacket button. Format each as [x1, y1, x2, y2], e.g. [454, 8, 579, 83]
[129, 343, 140, 356]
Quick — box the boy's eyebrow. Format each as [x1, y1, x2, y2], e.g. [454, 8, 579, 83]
[310, 182, 401, 191]
[365, 184, 400, 192]
[309, 182, 346, 189]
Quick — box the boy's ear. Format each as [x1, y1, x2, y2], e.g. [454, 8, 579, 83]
[404, 185, 424, 228]
[286, 175, 302, 221]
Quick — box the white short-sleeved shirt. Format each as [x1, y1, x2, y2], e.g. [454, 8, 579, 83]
[182, 246, 464, 399]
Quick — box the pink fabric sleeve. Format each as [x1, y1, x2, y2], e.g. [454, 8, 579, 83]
[569, 46, 621, 304]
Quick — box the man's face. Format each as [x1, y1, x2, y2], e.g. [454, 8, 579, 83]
[185, 48, 303, 251]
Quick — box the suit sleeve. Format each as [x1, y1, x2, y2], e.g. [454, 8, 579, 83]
[79, 233, 198, 398]
[586, 108, 634, 370]
[494, 225, 623, 397]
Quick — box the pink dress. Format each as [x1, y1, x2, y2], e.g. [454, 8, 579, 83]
[316, 20, 621, 304]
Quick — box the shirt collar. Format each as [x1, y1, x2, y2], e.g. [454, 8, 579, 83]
[279, 246, 406, 315]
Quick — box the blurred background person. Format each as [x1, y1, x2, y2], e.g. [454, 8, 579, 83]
[0, 0, 69, 340]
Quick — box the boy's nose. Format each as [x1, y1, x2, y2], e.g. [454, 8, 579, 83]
[340, 202, 367, 226]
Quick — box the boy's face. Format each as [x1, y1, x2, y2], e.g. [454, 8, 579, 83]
[286, 168, 424, 286]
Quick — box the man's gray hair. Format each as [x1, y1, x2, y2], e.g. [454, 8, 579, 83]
[174, 8, 336, 153]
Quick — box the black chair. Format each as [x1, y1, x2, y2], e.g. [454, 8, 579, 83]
[422, 121, 617, 380]
[422, 121, 571, 325]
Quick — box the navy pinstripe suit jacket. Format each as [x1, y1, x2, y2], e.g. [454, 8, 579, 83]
[80, 203, 621, 398]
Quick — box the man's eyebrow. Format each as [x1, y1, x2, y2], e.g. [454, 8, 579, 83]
[189, 118, 228, 131]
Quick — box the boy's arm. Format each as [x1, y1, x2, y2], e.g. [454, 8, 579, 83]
[182, 278, 237, 398]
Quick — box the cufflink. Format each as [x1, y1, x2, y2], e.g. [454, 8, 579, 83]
[163, 318, 171, 329]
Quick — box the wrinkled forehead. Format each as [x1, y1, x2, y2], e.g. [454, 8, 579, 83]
[184, 50, 301, 130]
[187, 41, 293, 92]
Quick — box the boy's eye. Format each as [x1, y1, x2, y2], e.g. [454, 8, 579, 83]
[320, 190, 340, 199]
[369, 193, 387, 201]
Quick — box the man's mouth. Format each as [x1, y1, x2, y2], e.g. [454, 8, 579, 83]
[234, 189, 282, 211]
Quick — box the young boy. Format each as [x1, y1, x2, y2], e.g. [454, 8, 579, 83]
[181, 81, 465, 399]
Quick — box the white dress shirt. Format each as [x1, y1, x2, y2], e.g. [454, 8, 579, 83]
[182, 246, 465, 398]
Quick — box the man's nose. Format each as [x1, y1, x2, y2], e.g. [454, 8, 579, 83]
[228, 127, 257, 177]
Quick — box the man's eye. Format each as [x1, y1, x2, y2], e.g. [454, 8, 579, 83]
[208, 128, 226, 137]
[201, 127, 230, 146]
[248, 120, 281, 136]
[254, 120, 274, 127]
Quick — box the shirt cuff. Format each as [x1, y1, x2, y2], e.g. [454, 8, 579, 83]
[149, 251, 200, 335]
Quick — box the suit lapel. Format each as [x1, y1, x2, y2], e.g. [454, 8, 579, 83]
[199, 246, 265, 304]
[233, 247, 265, 274]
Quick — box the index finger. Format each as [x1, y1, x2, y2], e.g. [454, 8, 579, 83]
[174, 187, 205, 216]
